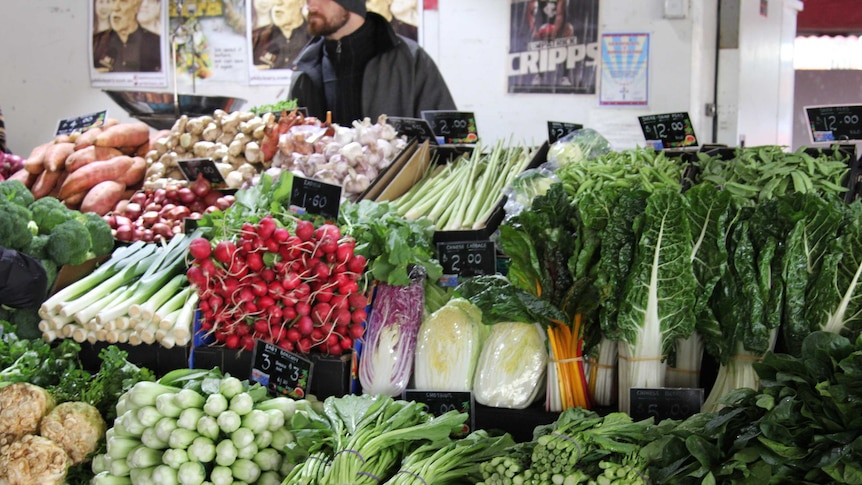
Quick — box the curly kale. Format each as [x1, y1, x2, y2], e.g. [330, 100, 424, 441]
[75, 211, 114, 257]
[47, 218, 93, 266]
[0, 179, 34, 207]
[0, 199, 34, 252]
[30, 196, 72, 235]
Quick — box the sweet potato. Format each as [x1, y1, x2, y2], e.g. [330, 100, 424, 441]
[94, 122, 151, 149]
[8, 169, 38, 188]
[54, 134, 73, 144]
[73, 126, 102, 150]
[62, 191, 86, 209]
[44, 142, 76, 172]
[46, 171, 69, 199]
[58, 155, 134, 200]
[65, 145, 124, 172]
[81, 180, 127, 216]
[31, 169, 63, 199]
[24, 142, 52, 174]
[116, 156, 147, 188]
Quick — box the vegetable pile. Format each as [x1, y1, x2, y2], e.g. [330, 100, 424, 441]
[392, 142, 538, 231]
[104, 175, 235, 243]
[38, 236, 198, 348]
[0, 179, 114, 338]
[12, 119, 155, 215]
[188, 215, 368, 355]
[90, 369, 308, 485]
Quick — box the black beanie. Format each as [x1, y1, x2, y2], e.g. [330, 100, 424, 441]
[334, 0, 367, 17]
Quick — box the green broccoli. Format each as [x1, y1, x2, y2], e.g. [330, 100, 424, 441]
[30, 197, 71, 235]
[40, 258, 58, 293]
[10, 308, 42, 340]
[75, 211, 114, 257]
[0, 199, 34, 252]
[27, 234, 50, 259]
[47, 218, 93, 266]
[0, 180, 35, 208]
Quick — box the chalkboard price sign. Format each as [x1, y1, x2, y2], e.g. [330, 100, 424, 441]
[289, 175, 342, 220]
[386, 116, 438, 144]
[629, 387, 703, 422]
[437, 240, 496, 280]
[637, 112, 698, 149]
[177, 158, 227, 186]
[805, 104, 862, 142]
[55, 110, 108, 136]
[421, 110, 479, 144]
[547, 121, 584, 144]
[404, 390, 475, 436]
[250, 340, 313, 399]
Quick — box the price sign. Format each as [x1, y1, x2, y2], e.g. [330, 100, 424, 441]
[55, 110, 108, 136]
[421, 111, 479, 144]
[629, 387, 703, 422]
[386, 116, 438, 144]
[404, 390, 474, 436]
[436, 240, 496, 285]
[250, 340, 313, 399]
[289, 175, 342, 220]
[177, 158, 227, 186]
[805, 104, 862, 142]
[547, 121, 584, 144]
[637, 112, 698, 149]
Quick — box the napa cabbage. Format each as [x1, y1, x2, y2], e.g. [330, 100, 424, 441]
[472, 322, 548, 409]
[413, 298, 488, 391]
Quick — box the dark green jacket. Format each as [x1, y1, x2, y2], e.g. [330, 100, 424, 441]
[288, 12, 456, 123]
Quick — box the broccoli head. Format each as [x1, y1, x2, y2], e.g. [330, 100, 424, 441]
[75, 211, 114, 257]
[0, 200, 34, 252]
[27, 234, 50, 259]
[0, 180, 35, 208]
[10, 308, 42, 340]
[47, 219, 92, 266]
[29, 197, 71, 235]
[40, 259, 58, 293]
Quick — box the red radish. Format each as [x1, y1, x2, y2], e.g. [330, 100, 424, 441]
[295, 301, 311, 317]
[351, 308, 367, 325]
[315, 223, 341, 242]
[257, 216, 277, 240]
[253, 319, 270, 335]
[214, 240, 237, 265]
[246, 252, 264, 272]
[257, 295, 276, 309]
[286, 328, 301, 343]
[272, 227, 289, 243]
[296, 316, 313, 336]
[225, 333, 241, 349]
[297, 338, 312, 353]
[348, 323, 365, 339]
[312, 302, 332, 325]
[295, 220, 315, 242]
[241, 335, 256, 352]
[189, 238, 212, 261]
[278, 339, 295, 352]
[186, 266, 207, 287]
[347, 254, 367, 274]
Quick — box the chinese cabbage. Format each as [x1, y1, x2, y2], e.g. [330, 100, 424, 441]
[413, 298, 487, 391]
[473, 322, 548, 409]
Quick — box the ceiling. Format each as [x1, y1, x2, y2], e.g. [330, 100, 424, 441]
[797, 0, 862, 35]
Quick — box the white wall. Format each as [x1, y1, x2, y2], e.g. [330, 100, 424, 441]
[1, 0, 732, 156]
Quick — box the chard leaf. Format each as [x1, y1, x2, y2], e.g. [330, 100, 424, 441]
[615, 189, 697, 354]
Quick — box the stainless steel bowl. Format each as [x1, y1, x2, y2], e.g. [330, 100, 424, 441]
[103, 90, 247, 129]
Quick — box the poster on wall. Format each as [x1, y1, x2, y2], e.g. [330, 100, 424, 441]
[248, 0, 420, 86]
[507, 0, 600, 94]
[89, 0, 170, 89]
[599, 33, 649, 106]
[169, 0, 250, 86]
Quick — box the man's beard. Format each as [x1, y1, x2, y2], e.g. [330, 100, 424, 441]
[307, 9, 349, 37]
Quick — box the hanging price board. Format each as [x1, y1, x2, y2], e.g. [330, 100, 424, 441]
[637, 112, 698, 150]
[629, 387, 703, 422]
[386, 116, 439, 144]
[404, 390, 474, 436]
[55, 110, 108, 136]
[547, 121, 584, 144]
[436, 240, 496, 286]
[250, 340, 313, 399]
[421, 110, 479, 144]
[804, 104, 862, 142]
[177, 158, 227, 187]
[289, 175, 342, 220]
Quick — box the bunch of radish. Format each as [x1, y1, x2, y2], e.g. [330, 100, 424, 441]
[186, 216, 368, 355]
[105, 174, 235, 243]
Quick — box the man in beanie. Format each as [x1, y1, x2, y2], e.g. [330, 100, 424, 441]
[288, 0, 456, 125]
